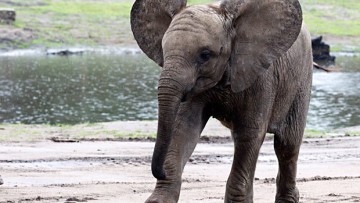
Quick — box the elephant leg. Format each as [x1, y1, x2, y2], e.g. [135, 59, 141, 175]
[274, 128, 302, 203]
[274, 95, 309, 203]
[146, 102, 209, 203]
[225, 128, 266, 203]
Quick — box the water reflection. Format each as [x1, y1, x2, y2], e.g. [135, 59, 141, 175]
[0, 53, 359, 130]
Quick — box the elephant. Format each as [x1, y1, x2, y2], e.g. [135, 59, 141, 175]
[130, 0, 313, 202]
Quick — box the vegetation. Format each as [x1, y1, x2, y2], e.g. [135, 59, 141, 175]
[0, 122, 359, 142]
[0, 0, 359, 51]
[0, 0, 135, 49]
[303, 0, 360, 36]
[0, 122, 157, 142]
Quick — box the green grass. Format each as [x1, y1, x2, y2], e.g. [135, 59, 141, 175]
[30, 0, 214, 18]
[304, 129, 327, 138]
[307, 0, 360, 10]
[0, 0, 359, 50]
[0, 123, 156, 142]
[0, 0, 134, 49]
[345, 132, 360, 136]
[302, 0, 360, 36]
[188, 0, 215, 5]
[29, 1, 132, 18]
[330, 43, 360, 53]
[1, 123, 358, 142]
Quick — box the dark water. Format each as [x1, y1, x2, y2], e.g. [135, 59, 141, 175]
[0, 52, 359, 130]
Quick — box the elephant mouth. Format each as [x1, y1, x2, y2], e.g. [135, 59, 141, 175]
[181, 93, 188, 102]
[180, 83, 196, 102]
[180, 87, 195, 103]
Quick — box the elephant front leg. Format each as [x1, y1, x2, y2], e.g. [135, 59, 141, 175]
[225, 128, 266, 203]
[146, 103, 209, 203]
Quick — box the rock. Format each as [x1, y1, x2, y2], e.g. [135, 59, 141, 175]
[0, 175, 3, 185]
[312, 36, 336, 66]
[46, 48, 86, 56]
[0, 8, 16, 24]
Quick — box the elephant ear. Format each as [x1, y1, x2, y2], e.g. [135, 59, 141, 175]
[221, 0, 302, 92]
[131, 0, 187, 67]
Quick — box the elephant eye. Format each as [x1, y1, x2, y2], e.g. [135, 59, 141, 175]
[197, 49, 213, 64]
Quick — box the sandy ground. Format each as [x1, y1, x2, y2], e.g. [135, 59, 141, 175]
[0, 134, 360, 203]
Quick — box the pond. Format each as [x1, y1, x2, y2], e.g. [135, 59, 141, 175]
[0, 51, 359, 130]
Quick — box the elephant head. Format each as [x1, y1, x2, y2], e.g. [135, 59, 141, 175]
[131, 0, 302, 180]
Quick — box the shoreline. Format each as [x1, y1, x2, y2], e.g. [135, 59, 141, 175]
[0, 118, 359, 143]
[0, 45, 359, 57]
[0, 45, 142, 56]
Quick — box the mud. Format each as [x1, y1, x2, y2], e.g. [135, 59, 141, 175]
[0, 137, 360, 203]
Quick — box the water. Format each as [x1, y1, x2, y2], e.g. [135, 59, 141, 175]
[0, 52, 359, 130]
[309, 55, 360, 130]
[0, 53, 160, 124]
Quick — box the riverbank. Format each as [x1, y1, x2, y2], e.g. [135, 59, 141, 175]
[0, 0, 359, 53]
[0, 118, 359, 143]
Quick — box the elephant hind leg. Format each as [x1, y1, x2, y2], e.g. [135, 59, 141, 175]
[274, 124, 302, 202]
[273, 92, 310, 203]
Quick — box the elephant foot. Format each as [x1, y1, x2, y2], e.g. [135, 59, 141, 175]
[145, 194, 177, 203]
[225, 193, 253, 203]
[145, 184, 180, 203]
[275, 187, 299, 203]
[145, 198, 169, 203]
[275, 199, 298, 203]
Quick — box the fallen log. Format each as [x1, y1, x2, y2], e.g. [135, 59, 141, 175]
[313, 62, 341, 72]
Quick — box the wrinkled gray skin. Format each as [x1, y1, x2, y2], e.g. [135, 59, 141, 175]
[131, 0, 312, 202]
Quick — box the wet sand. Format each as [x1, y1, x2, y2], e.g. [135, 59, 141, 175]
[0, 135, 359, 203]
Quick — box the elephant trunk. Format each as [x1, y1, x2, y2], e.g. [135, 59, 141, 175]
[152, 69, 186, 180]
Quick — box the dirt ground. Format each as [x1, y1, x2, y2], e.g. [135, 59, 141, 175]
[0, 134, 359, 203]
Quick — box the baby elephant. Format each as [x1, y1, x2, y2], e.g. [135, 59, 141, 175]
[131, 0, 312, 202]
